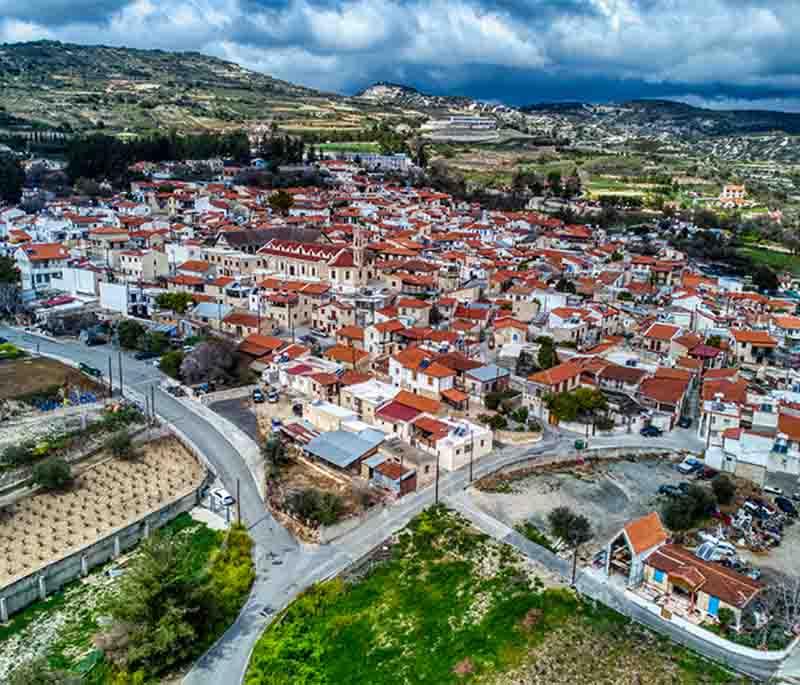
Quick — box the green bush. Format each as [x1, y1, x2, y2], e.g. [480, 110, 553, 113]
[1, 441, 36, 466]
[488, 414, 508, 431]
[99, 520, 254, 677]
[0, 342, 25, 359]
[32, 458, 73, 491]
[595, 416, 615, 431]
[485, 390, 517, 411]
[511, 407, 529, 424]
[717, 607, 735, 632]
[711, 475, 736, 505]
[159, 350, 184, 379]
[515, 521, 556, 552]
[285, 488, 344, 526]
[662, 484, 716, 531]
[107, 431, 135, 459]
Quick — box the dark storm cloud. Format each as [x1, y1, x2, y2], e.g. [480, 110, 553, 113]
[2, 0, 800, 110]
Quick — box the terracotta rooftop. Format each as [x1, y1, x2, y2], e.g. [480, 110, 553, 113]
[623, 512, 669, 555]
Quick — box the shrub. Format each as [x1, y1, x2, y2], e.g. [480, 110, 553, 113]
[527, 418, 543, 432]
[108, 431, 135, 459]
[718, 607, 736, 632]
[0, 342, 25, 359]
[596, 416, 615, 431]
[33, 458, 73, 491]
[487, 414, 508, 431]
[662, 484, 716, 531]
[159, 349, 184, 380]
[285, 488, 344, 526]
[511, 407, 529, 424]
[1, 441, 36, 466]
[711, 475, 736, 505]
[485, 389, 517, 411]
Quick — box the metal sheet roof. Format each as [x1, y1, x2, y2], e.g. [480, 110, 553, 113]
[304, 429, 384, 468]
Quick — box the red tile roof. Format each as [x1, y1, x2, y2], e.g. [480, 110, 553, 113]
[646, 544, 761, 609]
[624, 512, 668, 554]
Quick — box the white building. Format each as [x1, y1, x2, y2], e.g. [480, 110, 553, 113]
[14, 243, 71, 299]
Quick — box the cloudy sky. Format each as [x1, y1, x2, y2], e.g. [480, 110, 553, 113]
[2, 0, 800, 110]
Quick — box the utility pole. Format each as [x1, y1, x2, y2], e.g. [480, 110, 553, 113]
[571, 546, 579, 587]
[151, 385, 156, 421]
[434, 453, 440, 505]
[236, 478, 241, 524]
[468, 426, 474, 483]
[118, 351, 124, 399]
[108, 356, 113, 399]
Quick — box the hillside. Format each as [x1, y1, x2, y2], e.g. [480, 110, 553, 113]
[355, 81, 476, 110]
[0, 40, 392, 136]
[2, 41, 800, 163]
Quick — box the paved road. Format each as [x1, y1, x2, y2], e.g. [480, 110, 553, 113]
[3, 327, 711, 684]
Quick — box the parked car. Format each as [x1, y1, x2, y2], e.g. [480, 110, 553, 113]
[134, 350, 157, 361]
[78, 362, 102, 378]
[640, 425, 662, 437]
[775, 496, 799, 517]
[658, 484, 683, 497]
[698, 466, 718, 480]
[677, 457, 703, 475]
[252, 388, 265, 404]
[292, 402, 303, 417]
[677, 416, 693, 429]
[267, 389, 279, 403]
[764, 485, 784, 497]
[211, 488, 235, 508]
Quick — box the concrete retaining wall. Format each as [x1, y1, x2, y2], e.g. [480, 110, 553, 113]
[199, 385, 259, 406]
[487, 446, 685, 480]
[319, 503, 391, 544]
[0, 481, 205, 622]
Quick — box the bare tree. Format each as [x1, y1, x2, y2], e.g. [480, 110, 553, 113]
[746, 574, 800, 647]
[179, 339, 236, 385]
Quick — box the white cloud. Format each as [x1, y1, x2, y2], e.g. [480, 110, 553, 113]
[2, 0, 800, 105]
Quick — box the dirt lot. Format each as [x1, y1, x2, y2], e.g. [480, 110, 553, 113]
[210, 392, 300, 442]
[0, 357, 102, 401]
[0, 436, 205, 587]
[469, 457, 690, 556]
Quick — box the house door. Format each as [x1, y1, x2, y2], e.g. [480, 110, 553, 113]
[708, 596, 720, 617]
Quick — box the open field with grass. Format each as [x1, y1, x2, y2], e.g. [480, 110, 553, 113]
[739, 246, 800, 275]
[318, 141, 381, 153]
[246, 506, 748, 685]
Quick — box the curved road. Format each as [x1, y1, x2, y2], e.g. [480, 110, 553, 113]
[6, 326, 743, 684]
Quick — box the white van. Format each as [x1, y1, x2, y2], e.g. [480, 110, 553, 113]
[211, 488, 235, 509]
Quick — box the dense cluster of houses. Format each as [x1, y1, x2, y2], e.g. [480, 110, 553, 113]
[2, 156, 800, 494]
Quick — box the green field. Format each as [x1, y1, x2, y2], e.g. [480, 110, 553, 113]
[246, 507, 745, 685]
[317, 141, 381, 153]
[739, 246, 800, 275]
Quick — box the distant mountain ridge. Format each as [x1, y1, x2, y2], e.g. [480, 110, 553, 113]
[520, 98, 800, 137]
[1, 41, 800, 163]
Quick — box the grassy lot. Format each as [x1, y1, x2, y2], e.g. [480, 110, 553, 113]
[246, 507, 747, 685]
[739, 246, 800, 275]
[318, 142, 380, 153]
[0, 513, 229, 684]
